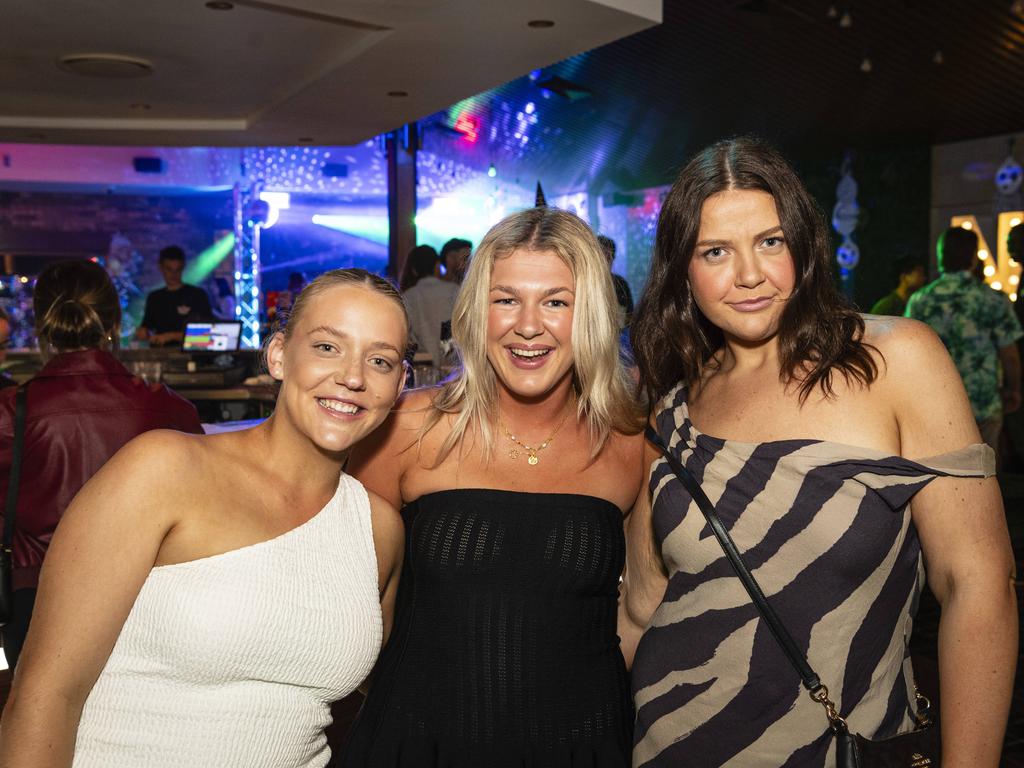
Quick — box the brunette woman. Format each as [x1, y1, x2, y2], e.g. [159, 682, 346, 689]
[623, 137, 1016, 767]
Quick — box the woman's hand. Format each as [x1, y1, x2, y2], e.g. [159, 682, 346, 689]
[0, 431, 187, 768]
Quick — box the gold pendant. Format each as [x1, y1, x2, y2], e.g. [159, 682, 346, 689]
[527, 453, 539, 466]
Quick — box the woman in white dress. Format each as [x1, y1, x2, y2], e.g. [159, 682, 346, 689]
[0, 268, 409, 768]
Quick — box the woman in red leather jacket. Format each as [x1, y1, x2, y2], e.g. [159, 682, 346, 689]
[0, 260, 202, 668]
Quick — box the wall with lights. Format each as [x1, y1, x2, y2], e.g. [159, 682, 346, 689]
[0, 190, 234, 348]
[950, 213, 1024, 302]
[932, 131, 1024, 302]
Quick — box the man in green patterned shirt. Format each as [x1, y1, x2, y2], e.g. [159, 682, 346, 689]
[906, 226, 1022, 451]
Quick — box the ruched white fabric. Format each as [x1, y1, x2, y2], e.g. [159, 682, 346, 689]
[72, 473, 382, 768]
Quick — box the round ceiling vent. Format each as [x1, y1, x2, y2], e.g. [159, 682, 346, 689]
[57, 54, 153, 79]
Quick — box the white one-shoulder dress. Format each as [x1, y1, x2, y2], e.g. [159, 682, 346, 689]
[72, 473, 382, 768]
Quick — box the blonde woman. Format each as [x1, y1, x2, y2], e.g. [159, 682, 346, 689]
[2, 269, 409, 768]
[342, 207, 647, 767]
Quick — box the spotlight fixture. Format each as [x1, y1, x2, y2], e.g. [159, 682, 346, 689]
[839, 9, 852, 28]
[1013, 0, 1024, 16]
[932, 49, 944, 65]
[387, 90, 409, 97]
[826, 5, 838, 18]
[205, 1, 234, 9]
[527, 19, 555, 28]
[859, 56, 872, 73]
[297, 136, 314, 143]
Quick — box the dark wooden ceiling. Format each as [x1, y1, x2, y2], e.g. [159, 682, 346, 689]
[422, 0, 1024, 192]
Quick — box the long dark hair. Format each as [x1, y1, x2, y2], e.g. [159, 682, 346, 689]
[631, 136, 877, 403]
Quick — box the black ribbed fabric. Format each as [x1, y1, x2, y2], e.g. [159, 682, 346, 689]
[342, 489, 632, 767]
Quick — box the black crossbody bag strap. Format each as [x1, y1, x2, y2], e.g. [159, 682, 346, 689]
[645, 426, 824, 694]
[5, 387, 27, 556]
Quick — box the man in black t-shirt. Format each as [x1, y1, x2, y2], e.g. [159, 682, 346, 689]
[135, 245, 213, 347]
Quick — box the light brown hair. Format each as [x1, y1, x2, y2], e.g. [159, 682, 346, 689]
[34, 260, 121, 359]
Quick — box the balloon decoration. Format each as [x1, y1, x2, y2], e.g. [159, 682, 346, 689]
[832, 155, 860, 285]
[996, 155, 1023, 197]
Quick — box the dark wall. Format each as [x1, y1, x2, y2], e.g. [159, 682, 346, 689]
[0, 190, 232, 275]
[792, 143, 932, 312]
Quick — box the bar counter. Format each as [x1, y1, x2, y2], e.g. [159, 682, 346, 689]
[5, 348, 273, 422]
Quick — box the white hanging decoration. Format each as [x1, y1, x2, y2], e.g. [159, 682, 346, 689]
[832, 156, 860, 270]
[995, 155, 1023, 196]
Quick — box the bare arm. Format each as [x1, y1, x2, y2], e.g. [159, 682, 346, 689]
[366, 490, 404, 646]
[998, 343, 1021, 414]
[888, 320, 1016, 767]
[0, 431, 186, 768]
[619, 439, 667, 670]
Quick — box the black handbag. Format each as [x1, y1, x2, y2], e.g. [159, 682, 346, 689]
[646, 426, 941, 767]
[1, 387, 27, 625]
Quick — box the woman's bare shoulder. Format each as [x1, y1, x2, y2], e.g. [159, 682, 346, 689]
[394, 386, 440, 419]
[64, 429, 209, 527]
[112, 429, 206, 479]
[861, 313, 949, 370]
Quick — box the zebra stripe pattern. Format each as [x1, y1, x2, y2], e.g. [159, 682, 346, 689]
[631, 383, 993, 767]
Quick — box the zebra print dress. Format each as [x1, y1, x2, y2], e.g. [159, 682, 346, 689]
[631, 383, 994, 767]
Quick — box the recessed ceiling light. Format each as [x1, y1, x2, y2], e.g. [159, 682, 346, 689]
[527, 19, 555, 28]
[57, 54, 153, 79]
[387, 90, 409, 97]
[205, 1, 234, 9]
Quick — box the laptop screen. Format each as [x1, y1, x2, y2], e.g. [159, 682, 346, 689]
[181, 321, 242, 352]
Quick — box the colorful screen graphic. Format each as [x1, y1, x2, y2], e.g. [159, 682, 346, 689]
[182, 322, 242, 352]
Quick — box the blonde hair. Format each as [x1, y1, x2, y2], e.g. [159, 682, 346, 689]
[426, 207, 644, 463]
[264, 268, 410, 366]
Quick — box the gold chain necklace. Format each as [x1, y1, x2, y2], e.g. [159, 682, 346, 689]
[500, 406, 572, 466]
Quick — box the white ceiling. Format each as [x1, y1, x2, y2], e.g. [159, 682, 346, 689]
[0, 0, 660, 146]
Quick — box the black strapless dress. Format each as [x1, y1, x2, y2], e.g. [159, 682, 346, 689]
[341, 489, 632, 767]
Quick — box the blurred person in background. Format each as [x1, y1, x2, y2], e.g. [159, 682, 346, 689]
[907, 226, 1022, 452]
[1000, 223, 1024, 468]
[439, 238, 472, 284]
[0, 306, 16, 389]
[869, 253, 926, 316]
[402, 245, 458, 367]
[0, 260, 202, 670]
[597, 234, 634, 328]
[398, 244, 439, 293]
[135, 245, 213, 347]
